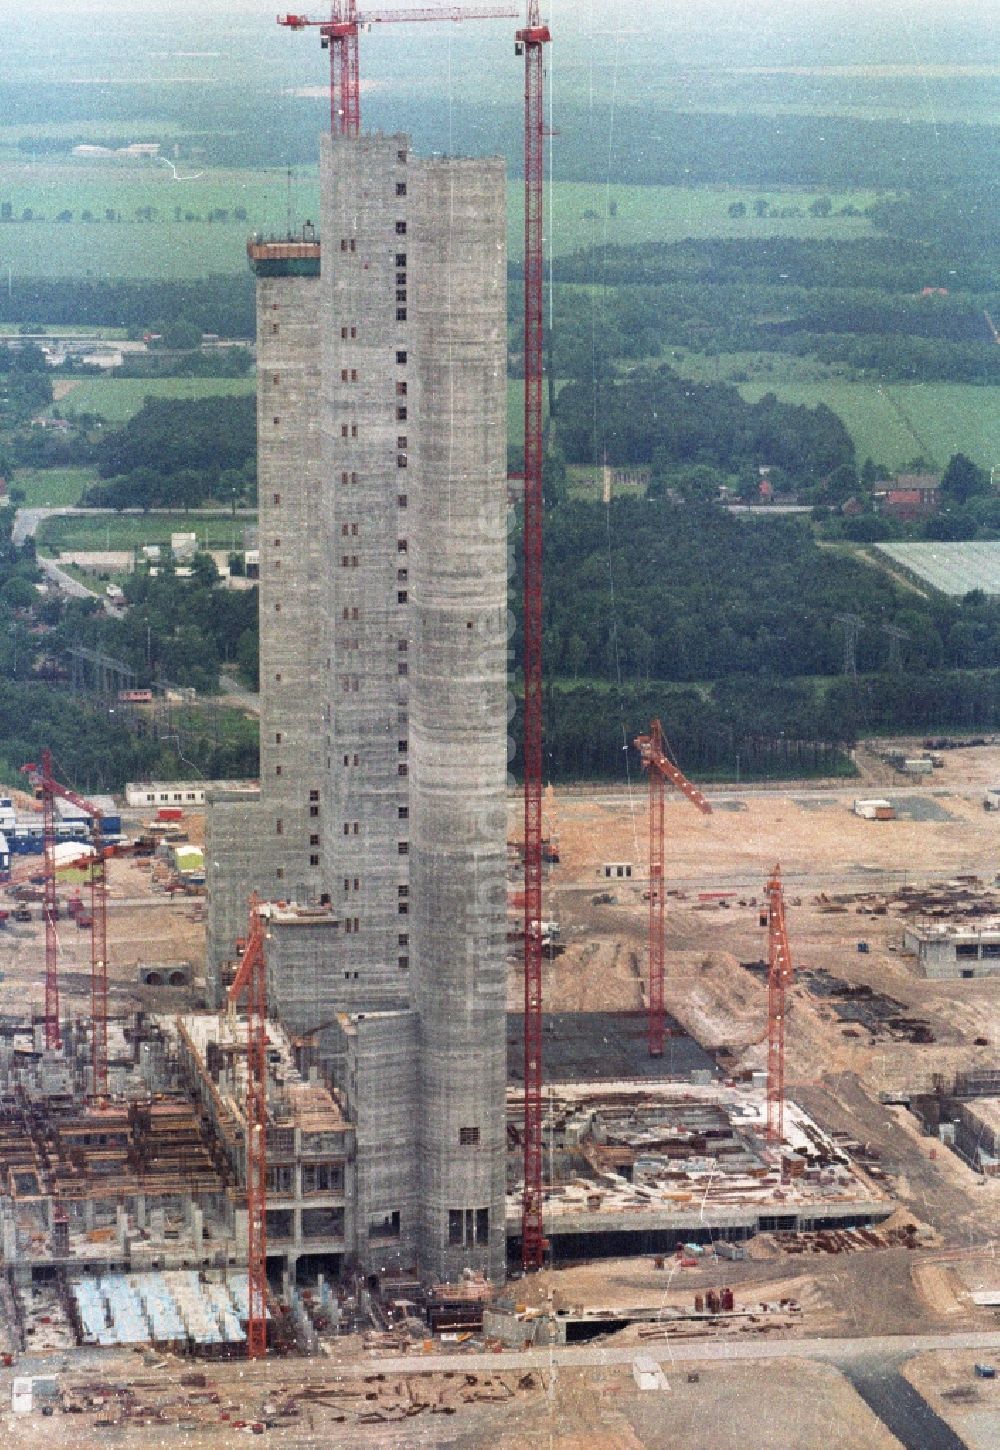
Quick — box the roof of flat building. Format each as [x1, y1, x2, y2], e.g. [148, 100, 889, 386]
[172, 1012, 348, 1136]
[906, 921, 1000, 943]
[247, 238, 321, 277]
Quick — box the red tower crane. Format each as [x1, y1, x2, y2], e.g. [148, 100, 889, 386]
[22, 750, 109, 1093]
[634, 721, 712, 1058]
[227, 894, 269, 1359]
[279, 4, 517, 136]
[763, 864, 794, 1143]
[518, 0, 550, 1274]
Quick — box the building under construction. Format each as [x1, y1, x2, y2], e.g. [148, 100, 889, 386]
[206, 127, 509, 1285]
[0, 128, 890, 1310]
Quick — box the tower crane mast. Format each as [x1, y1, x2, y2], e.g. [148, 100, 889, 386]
[634, 721, 712, 1058]
[764, 865, 794, 1143]
[279, 4, 516, 135]
[517, 0, 550, 1275]
[22, 750, 109, 1095]
[227, 894, 269, 1359]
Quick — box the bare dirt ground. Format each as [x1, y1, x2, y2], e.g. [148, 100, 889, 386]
[0, 1351, 906, 1450]
[1, 748, 996, 1445]
[903, 1349, 1000, 1450]
[505, 742, 1000, 1341]
[0, 835, 207, 1020]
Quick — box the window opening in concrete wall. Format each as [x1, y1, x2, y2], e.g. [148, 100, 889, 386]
[369, 1210, 401, 1242]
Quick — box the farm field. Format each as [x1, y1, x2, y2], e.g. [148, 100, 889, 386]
[0, 159, 876, 277]
[509, 183, 877, 260]
[668, 352, 999, 470]
[875, 542, 1000, 598]
[37, 510, 256, 555]
[54, 375, 256, 422]
[670, 349, 859, 389]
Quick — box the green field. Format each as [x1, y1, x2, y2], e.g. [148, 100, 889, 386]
[738, 380, 997, 473]
[0, 158, 876, 278]
[10, 467, 97, 506]
[37, 510, 256, 554]
[508, 184, 876, 261]
[669, 353, 999, 473]
[55, 375, 256, 422]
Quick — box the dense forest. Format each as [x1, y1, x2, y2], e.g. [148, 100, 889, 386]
[515, 671, 1000, 784]
[0, 277, 255, 337]
[0, 503, 257, 788]
[51, 561, 259, 696]
[501, 500, 1000, 782]
[554, 368, 855, 485]
[0, 341, 54, 428]
[83, 395, 257, 509]
[542, 278, 998, 385]
[512, 499, 1000, 688]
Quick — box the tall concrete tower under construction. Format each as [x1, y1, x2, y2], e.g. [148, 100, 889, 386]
[206, 130, 508, 1283]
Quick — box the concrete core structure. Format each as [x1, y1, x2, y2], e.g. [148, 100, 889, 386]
[206, 132, 508, 1284]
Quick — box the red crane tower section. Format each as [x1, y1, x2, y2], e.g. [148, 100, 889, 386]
[227, 894, 269, 1359]
[634, 721, 712, 1058]
[22, 750, 109, 1093]
[517, 0, 550, 1273]
[279, 4, 516, 136]
[764, 864, 794, 1143]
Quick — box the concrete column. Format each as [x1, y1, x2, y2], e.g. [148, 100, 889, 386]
[410, 154, 508, 1284]
[190, 1205, 204, 1253]
[2, 1211, 17, 1262]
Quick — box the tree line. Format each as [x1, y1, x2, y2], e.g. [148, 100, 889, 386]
[51, 558, 258, 696]
[508, 670, 1000, 784]
[546, 236, 999, 298]
[554, 368, 855, 484]
[510, 497, 1000, 687]
[0, 277, 255, 337]
[83, 394, 257, 509]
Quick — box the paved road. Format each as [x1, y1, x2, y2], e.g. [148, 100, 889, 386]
[848, 1362, 969, 1450]
[557, 781, 989, 808]
[550, 863, 969, 896]
[12, 1325, 999, 1386]
[12, 504, 258, 548]
[218, 671, 261, 717]
[296, 1328, 1000, 1380]
[36, 554, 95, 600]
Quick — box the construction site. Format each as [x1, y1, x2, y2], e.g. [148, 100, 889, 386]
[1, 6, 1000, 1449]
[3, 736, 1000, 1442]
